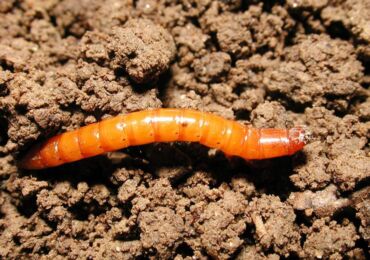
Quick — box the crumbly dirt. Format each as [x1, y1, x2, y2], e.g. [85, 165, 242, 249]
[0, 0, 369, 259]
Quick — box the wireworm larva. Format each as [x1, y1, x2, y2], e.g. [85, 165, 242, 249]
[19, 108, 308, 169]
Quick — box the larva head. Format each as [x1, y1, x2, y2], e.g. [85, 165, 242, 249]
[242, 127, 309, 160]
[287, 126, 310, 155]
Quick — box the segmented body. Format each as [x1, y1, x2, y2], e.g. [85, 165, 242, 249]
[20, 108, 306, 169]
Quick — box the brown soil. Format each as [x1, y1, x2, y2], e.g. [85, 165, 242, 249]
[0, 0, 369, 259]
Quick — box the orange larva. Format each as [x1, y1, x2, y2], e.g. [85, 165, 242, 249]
[19, 108, 308, 169]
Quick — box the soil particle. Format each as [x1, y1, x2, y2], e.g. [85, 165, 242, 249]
[0, 0, 16, 13]
[246, 195, 301, 257]
[201, 3, 295, 58]
[180, 171, 220, 204]
[203, 10, 253, 59]
[0, 155, 17, 179]
[139, 206, 185, 259]
[173, 23, 210, 67]
[1, 73, 69, 148]
[111, 166, 149, 186]
[288, 184, 350, 218]
[230, 174, 256, 198]
[355, 95, 370, 121]
[8, 176, 48, 197]
[290, 141, 331, 190]
[321, 0, 370, 43]
[250, 101, 293, 128]
[51, 0, 132, 37]
[352, 187, 370, 243]
[47, 206, 70, 223]
[0, 39, 39, 71]
[304, 107, 368, 144]
[84, 184, 110, 206]
[188, 189, 247, 259]
[0, 11, 23, 40]
[346, 248, 368, 260]
[193, 52, 231, 83]
[136, 178, 181, 210]
[264, 34, 364, 112]
[37, 189, 63, 211]
[229, 53, 277, 89]
[286, 0, 329, 10]
[135, 0, 158, 15]
[291, 106, 369, 192]
[117, 178, 140, 203]
[107, 18, 176, 83]
[236, 244, 279, 260]
[0, 192, 53, 258]
[327, 150, 370, 192]
[302, 219, 359, 259]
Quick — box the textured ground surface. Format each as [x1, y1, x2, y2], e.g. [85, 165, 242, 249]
[0, 0, 369, 259]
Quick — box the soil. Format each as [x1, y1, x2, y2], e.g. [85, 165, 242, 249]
[0, 0, 369, 259]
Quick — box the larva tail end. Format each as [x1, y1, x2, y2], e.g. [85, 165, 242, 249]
[18, 145, 45, 170]
[288, 126, 311, 155]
